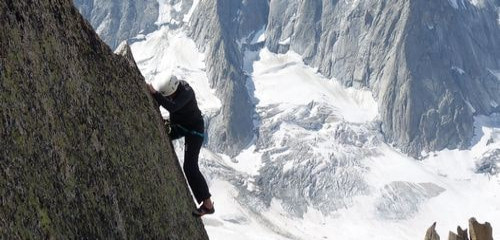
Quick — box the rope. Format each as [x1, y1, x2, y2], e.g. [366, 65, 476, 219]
[175, 124, 205, 138]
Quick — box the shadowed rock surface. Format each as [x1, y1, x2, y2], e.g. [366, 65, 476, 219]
[189, 0, 269, 156]
[0, 0, 208, 238]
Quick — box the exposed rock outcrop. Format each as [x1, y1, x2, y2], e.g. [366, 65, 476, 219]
[448, 226, 469, 240]
[0, 0, 208, 238]
[425, 222, 440, 240]
[469, 218, 493, 240]
[425, 218, 493, 240]
[114, 40, 137, 69]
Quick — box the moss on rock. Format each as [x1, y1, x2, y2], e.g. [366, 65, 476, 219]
[0, 0, 209, 239]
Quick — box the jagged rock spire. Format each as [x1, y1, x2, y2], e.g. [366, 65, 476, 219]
[469, 218, 493, 240]
[424, 218, 493, 240]
[114, 40, 138, 70]
[425, 222, 441, 240]
[448, 226, 469, 240]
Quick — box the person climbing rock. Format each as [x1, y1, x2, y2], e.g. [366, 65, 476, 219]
[147, 75, 214, 217]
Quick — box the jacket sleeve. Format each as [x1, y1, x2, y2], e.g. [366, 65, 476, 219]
[152, 88, 192, 113]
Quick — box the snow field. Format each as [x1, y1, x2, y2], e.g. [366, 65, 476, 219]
[251, 49, 378, 124]
[198, 48, 500, 239]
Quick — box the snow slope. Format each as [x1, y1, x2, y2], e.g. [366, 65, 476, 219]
[248, 49, 377, 123]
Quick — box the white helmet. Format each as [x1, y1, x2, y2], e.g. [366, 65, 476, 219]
[158, 75, 180, 96]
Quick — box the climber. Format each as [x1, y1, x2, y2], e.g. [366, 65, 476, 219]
[147, 75, 214, 217]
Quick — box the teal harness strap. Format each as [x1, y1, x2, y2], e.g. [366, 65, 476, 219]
[176, 124, 205, 138]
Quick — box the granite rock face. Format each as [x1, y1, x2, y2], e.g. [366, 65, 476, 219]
[0, 0, 208, 238]
[265, 0, 500, 157]
[189, 0, 269, 156]
[73, 0, 158, 49]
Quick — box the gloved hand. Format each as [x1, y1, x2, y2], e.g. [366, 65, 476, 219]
[164, 119, 171, 134]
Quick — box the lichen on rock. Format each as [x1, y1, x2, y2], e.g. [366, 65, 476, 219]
[0, 0, 208, 238]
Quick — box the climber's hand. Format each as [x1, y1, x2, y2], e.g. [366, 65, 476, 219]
[146, 83, 156, 94]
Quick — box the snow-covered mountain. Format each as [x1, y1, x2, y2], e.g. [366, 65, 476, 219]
[74, 0, 500, 239]
[74, 0, 159, 49]
[188, 0, 500, 158]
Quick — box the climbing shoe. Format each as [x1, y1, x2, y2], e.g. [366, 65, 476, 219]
[192, 205, 215, 217]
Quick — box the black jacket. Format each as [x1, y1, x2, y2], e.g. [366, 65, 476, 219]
[153, 80, 204, 132]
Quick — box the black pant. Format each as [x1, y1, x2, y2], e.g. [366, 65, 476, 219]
[170, 124, 211, 204]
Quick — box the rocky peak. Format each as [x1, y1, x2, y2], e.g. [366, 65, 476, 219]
[425, 222, 441, 240]
[449, 226, 469, 240]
